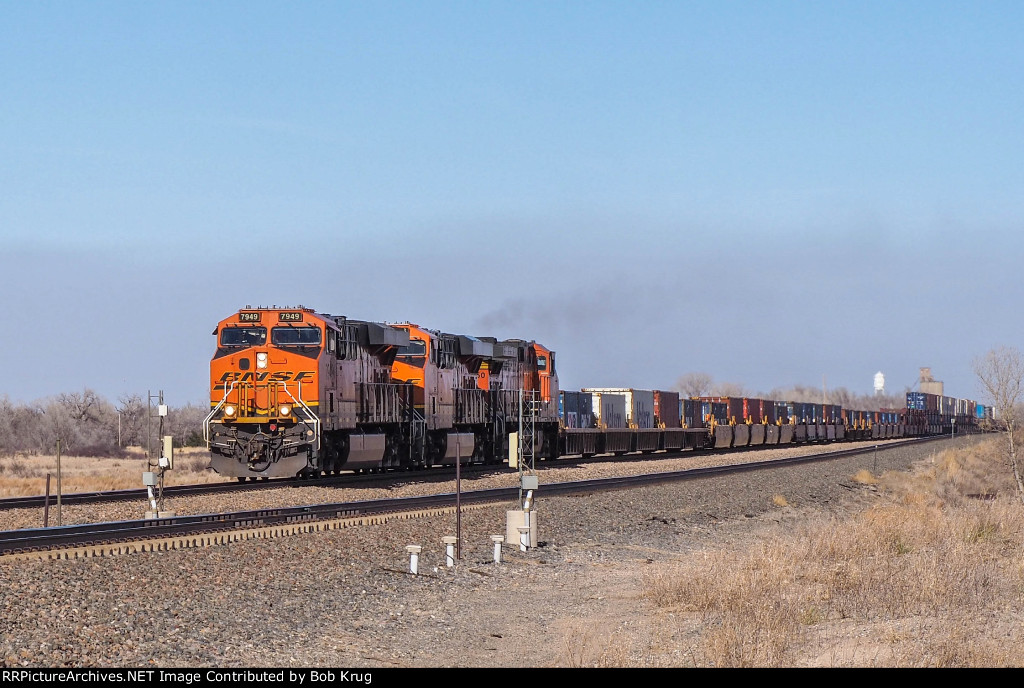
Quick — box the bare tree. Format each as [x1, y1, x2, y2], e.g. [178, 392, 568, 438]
[710, 381, 746, 398]
[116, 393, 147, 447]
[973, 346, 1024, 503]
[58, 388, 104, 423]
[675, 372, 713, 398]
[0, 396, 13, 456]
[166, 402, 208, 447]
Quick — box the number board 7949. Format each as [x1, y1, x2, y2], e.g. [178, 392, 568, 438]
[278, 312, 303, 322]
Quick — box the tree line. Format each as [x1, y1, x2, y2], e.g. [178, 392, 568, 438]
[673, 372, 909, 411]
[0, 390, 207, 457]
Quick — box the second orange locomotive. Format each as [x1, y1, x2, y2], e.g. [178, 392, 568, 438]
[205, 306, 559, 479]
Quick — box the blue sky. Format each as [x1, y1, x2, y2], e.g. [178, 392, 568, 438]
[1, 1, 1021, 406]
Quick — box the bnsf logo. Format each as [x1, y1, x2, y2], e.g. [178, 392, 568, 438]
[215, 371, 314, 384]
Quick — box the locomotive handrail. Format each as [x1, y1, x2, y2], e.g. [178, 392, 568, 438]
[203, 380, 237, 444]
[282, 381, 320, 451]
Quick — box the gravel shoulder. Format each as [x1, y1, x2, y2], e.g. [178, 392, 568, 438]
[0, 436, 970, 668]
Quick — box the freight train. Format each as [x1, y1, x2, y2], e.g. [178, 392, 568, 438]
[204, 306, 980, 480]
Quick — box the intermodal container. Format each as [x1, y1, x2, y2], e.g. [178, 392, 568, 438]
[589, 392, 627, 429]
[700, 397, 744, 424]
[653, 390, 681, 428]
[699, 400, 730, 424]
[559, 390, 594, 429]
[559, 391, 574, 428]
[682, 398, 702, 428]
[584, 388, 655, 429]
[743, 398, 763, 424]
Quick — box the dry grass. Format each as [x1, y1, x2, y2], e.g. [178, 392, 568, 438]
[560, 620, 635, 668]
[641, 437, 1024, 667]
[851, 469, 878, 485]
[0, 447, 225, 496]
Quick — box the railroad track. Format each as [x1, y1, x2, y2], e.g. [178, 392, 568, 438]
[0, 434, 930, 512]
[0, 435, 952, 561]
[0, 459, 509, 511]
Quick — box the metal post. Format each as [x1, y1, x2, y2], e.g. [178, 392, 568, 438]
[55, 440, 62, 527]
[147, 389, 152, 465]
[43, 473, 51, 528]
[455, 436, 461, 560]
[158, 391, 165, 510]
[518, 387, 524, 505]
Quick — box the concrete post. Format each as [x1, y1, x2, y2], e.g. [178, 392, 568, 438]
[442, 536, 458, 567]
[405, 545, 422, 575]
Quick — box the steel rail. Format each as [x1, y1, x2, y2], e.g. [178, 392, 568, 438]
[0, 434, 938, 512]
[0, 435, 951, 557]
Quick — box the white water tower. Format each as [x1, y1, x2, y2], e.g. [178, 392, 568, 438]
[874, 371, 885, 396]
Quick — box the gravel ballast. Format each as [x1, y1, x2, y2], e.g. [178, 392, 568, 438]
[0, 436, 972, 667]
[0, 439, 919, 531]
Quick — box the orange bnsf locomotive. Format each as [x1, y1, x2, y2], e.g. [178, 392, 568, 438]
[204, 306, 559, 479]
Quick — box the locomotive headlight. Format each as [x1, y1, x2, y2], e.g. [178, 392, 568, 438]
[279, 405, 291, 417]
[256, 352, 268, 369]
[223, 405, 236, 417]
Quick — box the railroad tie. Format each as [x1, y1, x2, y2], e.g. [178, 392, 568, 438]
[1, 502, 491, 562]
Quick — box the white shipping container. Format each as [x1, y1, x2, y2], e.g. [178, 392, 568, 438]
[583, 388, 655, 429]
[588, 392, 627, 429]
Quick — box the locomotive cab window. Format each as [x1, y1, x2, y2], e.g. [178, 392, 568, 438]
[271, 326, 322, 347]
[537, 355, 547, 370]
[220, 327, 267, 348]
[396, 338, 427, 367]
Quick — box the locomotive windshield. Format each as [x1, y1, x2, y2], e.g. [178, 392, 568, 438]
[395, 338, 426, 367]
[272, 326, 322, 346]
[220, 327, 267, 347]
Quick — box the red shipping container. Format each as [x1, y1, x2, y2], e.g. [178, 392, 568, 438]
[743, 398, 763, 423]
[653, 390, 681, 428]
